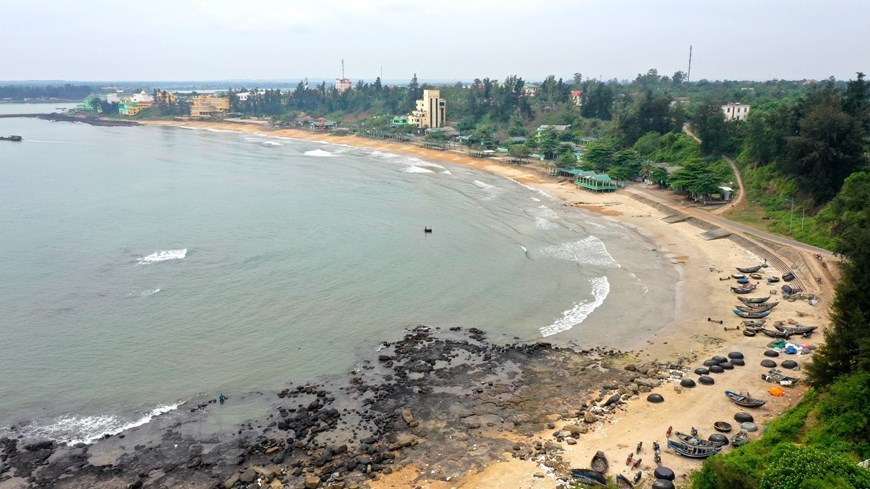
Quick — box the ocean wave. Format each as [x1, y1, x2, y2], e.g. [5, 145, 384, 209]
[13, 403, 181, 446]
[138, 249, 188, 265]
[473, 180, 503, 200]
[304, 149, 336, 157]
[141, 288, 161, 297]
[261, 141, 281, 147]
[534, 205, 559, 220]
[505, 177, 552, 199]
[369, 150, 400, 159]
[404, 166, 434, 174]
[535, 217, 560, 231]
[539, 236, 620, 267]
[539, 276, 610, 337]
[205, 128, 237, 134]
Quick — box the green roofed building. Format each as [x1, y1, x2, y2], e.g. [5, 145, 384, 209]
[575, 172, 618, 192]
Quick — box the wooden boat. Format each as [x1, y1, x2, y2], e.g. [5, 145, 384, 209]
[732, 309, 770, 319]
[774, 324, 817, 335]
[731, 430, 749, 447]
[725, 390, 767, 408]
[0, 135, 23, 142]
[616, 474, 635, 489]
[591, 450, 609, 473]
[762, 370, 799, 387]
[760, 327, 790, 339]
[767, 276, 781, 283]
[743, 330, 757, 337]
[674, 432, 727, 447]
[743, 300, 779, 309]
[736, 277, 750, 284]
[738, 296, 770, 304]
[736, 302, 778, 313]
[731, 274, 745, 279]
[731, 285, 757, 294]
[742, 319, 767, 326]
[424, 227, 432, 233]
[714, 421, 732, 433]
[570, 468, 606, 486]
[736, 265, 763, 274]
[667, 440, 720, 459]
[750, 273, 763, 279]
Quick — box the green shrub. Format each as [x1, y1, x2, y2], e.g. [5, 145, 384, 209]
[759, 445, 870, 489]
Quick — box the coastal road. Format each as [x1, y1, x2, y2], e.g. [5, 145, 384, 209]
[623, 184, 836, 258]
[681, 124, 746, 214]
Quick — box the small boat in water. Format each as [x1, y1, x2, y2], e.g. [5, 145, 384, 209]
[725, 390, 767, 408]
[667, 440, 720, 458]
[591, 450, 609, 473]
[0, 135, 22, 142]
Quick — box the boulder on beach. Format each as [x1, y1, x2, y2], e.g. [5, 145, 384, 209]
[647, 393, 665, 403]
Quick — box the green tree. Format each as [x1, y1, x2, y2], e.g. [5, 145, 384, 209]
[692, 100, 730, 154]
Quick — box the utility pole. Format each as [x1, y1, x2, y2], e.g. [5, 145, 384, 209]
[788, 197, 795, 234]
[341, 58, 345, 79]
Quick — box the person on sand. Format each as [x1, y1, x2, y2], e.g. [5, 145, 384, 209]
[219, 393, 226, 404]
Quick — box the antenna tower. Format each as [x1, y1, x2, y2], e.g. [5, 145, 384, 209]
[341, 58, 345, 79]
[687, 45, 692, 82]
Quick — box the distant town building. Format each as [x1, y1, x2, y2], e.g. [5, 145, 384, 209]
[118, 102, 151, 116]
[722, 102, 750, 121]
[391, 115, 410, 126]
[570, 90, 584, 107]
[411, 89, 447, 129]
[522, 84, 540, 97]
[190, 95, 230, 118]
[129, 91, 153, 104]
[154, 91, 175, 106]
[335, 78, 352, 94]
[235, 91, 252, 102]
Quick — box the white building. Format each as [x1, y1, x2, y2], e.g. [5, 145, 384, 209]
[335, 78, 352, 94]
[236, 92, 252, 102]
[722, 102, 750, 121]
[411, 89, 446, 129]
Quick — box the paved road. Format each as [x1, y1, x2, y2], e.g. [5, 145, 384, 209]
[624, 184, 836, 258]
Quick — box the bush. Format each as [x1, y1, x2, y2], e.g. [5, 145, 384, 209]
[759, 445, 870, 489]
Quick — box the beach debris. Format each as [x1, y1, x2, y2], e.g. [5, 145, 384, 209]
[707, 317, 725, 324]
[769, 386, 785, 397]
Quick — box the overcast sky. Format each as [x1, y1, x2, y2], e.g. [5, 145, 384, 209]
[1, 0, 867, 82]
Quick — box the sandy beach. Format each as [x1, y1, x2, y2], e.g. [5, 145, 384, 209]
[135, 119, 832, 488]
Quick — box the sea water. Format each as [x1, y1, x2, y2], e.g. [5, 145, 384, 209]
[0, 112, 676, 444]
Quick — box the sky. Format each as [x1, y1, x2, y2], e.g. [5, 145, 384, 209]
[0, 0, 867, 83]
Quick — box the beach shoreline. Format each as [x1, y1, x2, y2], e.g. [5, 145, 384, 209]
[0, 117, 832, 489]
[140, 119, 830, 487]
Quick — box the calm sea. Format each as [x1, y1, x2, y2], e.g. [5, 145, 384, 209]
[0, 110, 675, 444]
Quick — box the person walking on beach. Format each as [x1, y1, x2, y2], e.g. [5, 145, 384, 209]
[219, 393, 226, 404]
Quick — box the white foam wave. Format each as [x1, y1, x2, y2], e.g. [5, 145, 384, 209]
[535, 205, 559, 220]
[539, 236, 620, 267]
[473, 180, 503, 200]
[531, 197, 541, 202]
[535, 217, 560, 231]
[506, 177, 552, 199]
[138, 249, 188, 265]
[261, 141, 281, 146]
[442, 170, 452, 175]
[141, 288, 161, 297]
[539, 276, 610, 337]
[304, 149, 336, 157]
[20, 403, 181, 446]
[404, 166, 435, 174]
[205, 128, 237, 133]
[369, 150, 400, 159]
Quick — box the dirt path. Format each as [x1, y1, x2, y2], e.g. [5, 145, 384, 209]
[682, 124, 746, 215]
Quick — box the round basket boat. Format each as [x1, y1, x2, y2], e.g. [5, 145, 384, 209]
[714, 421, 733, 433]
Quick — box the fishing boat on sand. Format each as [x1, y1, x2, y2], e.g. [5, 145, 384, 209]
[674, 432, 727, 447]
[736, 265, 764, 274]
[738, 296, 770, 304]
[570, 468, 606, 486]
[731, 431, 749, 446]
[774, 324, 817, 335]
[591, 451, 609, 473]
[731, 285, 757, 294]
[667, 440, 720, 458]
[762, 369, 800, 387]
[616, 474, 635, 489]
[736, 303, 778, 313]
[742, 319, 767, 326]
[733, 309, 770, 319]
[760, 327, 790, 339]
[725, 390, 767, 408]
